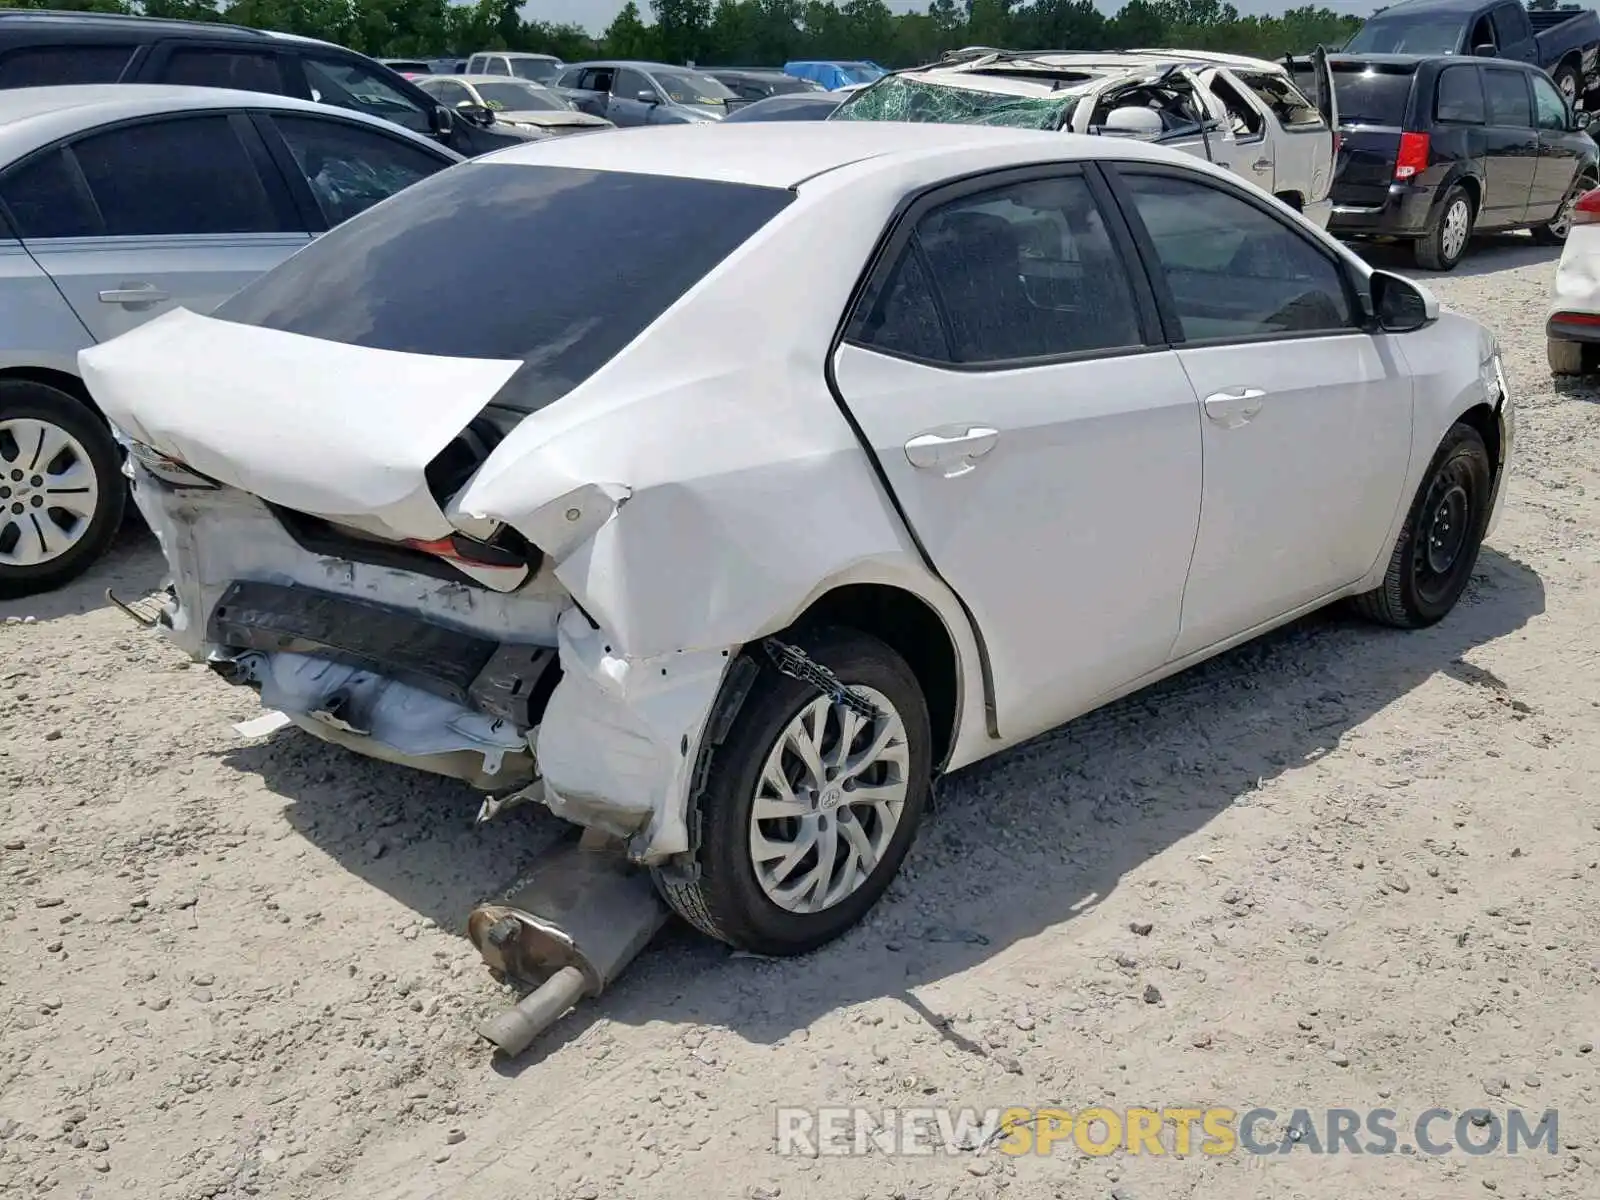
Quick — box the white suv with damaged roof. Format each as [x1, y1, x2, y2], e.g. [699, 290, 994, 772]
[83, 122, 1512, 956]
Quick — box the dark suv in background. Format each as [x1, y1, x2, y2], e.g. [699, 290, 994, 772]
[1327, 53, 1598, 269]
[0, 9, 523, 156]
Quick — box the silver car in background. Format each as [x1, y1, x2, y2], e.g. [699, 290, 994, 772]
[0, 84, 461, 598]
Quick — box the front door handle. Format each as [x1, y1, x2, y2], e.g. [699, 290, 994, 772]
[98, 282, 170, 308]
[1203, 387, 1266, 429]
[1253, 157, 1272, 171]
[904, 426, 999, 477]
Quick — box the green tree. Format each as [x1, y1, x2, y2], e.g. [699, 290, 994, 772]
[603, 0, 657, 58]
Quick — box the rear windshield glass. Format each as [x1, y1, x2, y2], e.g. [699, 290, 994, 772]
[214, 163, 793, 413]
[1331, 64, 1415, 125]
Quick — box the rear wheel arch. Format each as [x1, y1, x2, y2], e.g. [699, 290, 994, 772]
[789, 582, 961, 772]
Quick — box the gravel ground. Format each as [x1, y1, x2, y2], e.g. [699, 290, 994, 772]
[2, 234, 1599, 1200]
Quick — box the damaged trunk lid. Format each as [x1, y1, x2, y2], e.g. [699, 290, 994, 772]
[80, 158, 797, 586]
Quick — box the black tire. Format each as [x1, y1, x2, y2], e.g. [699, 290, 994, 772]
[1351, 423, 1493, 629]
[0, 379, 125, 600]
[1554, 63, 1582, 108]
[1414, 186, 1474, 271]
[654, 626, 932, 956]
[1532, 172, 1595, 245]
[1548, 335, 1598, 375]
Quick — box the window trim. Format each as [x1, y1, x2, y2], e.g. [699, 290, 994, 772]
[1100, 160, 1366, 350]
[840, 161, 1166, 373]
[0, 110, 301, 241]
[247, 109, 453, 233]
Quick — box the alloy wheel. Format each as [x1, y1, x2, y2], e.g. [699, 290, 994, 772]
[1441, 198, 1471, 262]
[747, 686, 909, 914]
[0, 417, 101, 568]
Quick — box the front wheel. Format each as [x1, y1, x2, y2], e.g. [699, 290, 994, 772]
[1415, 186, 1474, 271]
[655, 627, 932, 956]
[0, 380, 125, 600]
[1351, 423, 1493, 629]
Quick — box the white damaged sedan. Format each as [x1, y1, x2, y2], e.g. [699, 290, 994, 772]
[81, 122, 1512, 955]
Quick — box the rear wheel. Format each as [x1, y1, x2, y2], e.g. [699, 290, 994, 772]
[0, 380, 124, 600]
[1351, 423, 1493, 629]
[654, 627, 932, 956]
[1532, 172, 1594, 245]
[1548, 335, 1599, 375]
[1415, 186, 1474, 271]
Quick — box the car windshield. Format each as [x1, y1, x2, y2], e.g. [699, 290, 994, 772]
[212, 163, 794, 414]
[1345, 14, 1466, 56]
[1332, 63, 1416, 125]
[655, 69, 736, 103]
[475, 81, 567, 111]
[511, 58, 561, 84]
[832, 75, 1077, 130]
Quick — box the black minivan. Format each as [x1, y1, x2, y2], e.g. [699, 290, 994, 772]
[0, 9, 523, 157]
[1327, 53, 1598, 269]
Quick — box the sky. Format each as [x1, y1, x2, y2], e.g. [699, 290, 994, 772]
[528, 0, 1383, 37]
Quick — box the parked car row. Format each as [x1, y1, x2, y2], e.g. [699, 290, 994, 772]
[0, 83, 461, 596]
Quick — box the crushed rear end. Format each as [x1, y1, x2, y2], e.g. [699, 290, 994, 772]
[80, 156, 820, 863]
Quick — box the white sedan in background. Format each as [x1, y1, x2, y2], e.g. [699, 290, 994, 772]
[1547, 184, 1600, 373]
[81, 123, 1511, 957]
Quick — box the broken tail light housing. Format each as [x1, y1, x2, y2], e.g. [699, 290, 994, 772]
[1571, 187, 1600, 226]
[1393, 131, 1429, 181]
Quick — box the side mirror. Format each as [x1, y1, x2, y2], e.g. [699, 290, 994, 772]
[456, 102, 497, 127]
[1101, 106, 1165, 139]
[429, 105, 453, 135]
[1370, 269, 1436, 332]
[1576, 110, 1592, 131]
[1472, 43, 1498, 57]
[635, 89, 659, 105]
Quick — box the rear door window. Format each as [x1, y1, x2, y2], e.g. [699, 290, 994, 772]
[902, 175, 1144, 363]
[213, 163, 795, 413]
[1330, 64, 1414, 125]
[1484, 67, 1533, 126]
[266, 114, 450, 228]
[0, 44, 135, 87]
[1435, 65, 1486, 124]
[71, 115, 284, 236]
[162, 47, 284, 94]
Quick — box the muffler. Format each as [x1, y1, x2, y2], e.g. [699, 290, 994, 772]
[466, 829, 668, 1058]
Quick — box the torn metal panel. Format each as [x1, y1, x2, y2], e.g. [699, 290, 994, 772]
[535, 606, 732, 862]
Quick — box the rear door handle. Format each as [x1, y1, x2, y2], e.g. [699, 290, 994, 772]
[1203, 387, 1266, 429]
[904, 426, 999, 477]
[98, 283, 170, 307]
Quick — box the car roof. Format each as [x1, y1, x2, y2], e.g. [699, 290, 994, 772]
[1328, 52, 1504, 70]
[1373, 0, 1489, 13]
[480, 120, 1198, 188]
[474, 50, 559, 60]
[0, 8, 346, 50]
[0, 83, 458, 162]
[566, 60, 707, 72]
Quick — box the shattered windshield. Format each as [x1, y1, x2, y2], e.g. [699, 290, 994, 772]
[831, 75, 1077, 130]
